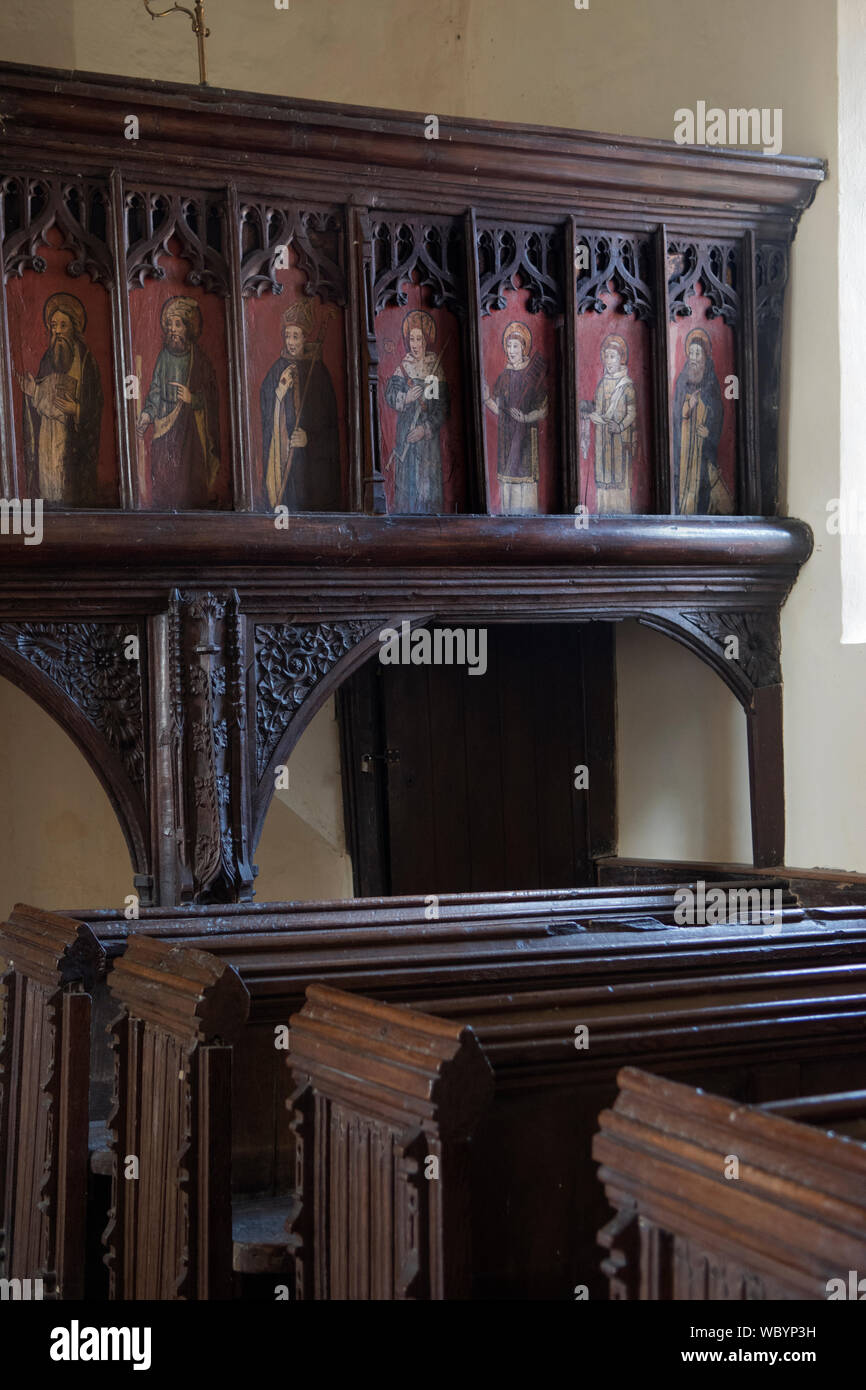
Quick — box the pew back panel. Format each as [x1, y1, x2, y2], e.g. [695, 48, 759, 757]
[0, 905, 103, 1299]
[103, 935, 249, 1300]
[288, 984, 494, 1299]
[593, 1066, 866, 1300]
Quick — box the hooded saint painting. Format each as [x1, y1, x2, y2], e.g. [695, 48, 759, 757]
[672, 327, 732, 514]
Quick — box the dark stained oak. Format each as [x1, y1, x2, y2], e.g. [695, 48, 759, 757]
[594, 1067, 866, 1299]
[0, 904, 104, 1299]
[287, 984, 494, 1299]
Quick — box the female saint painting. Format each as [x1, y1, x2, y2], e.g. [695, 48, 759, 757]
[382, 310, 450, 514]
[483, 320, 548, 515]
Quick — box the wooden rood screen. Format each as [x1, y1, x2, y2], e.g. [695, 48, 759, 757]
[0, 904, 104, 1299]
[104, 934, 249, 1300]
[288, 984, 494, 1300]
[593, 1066, 866, 1300]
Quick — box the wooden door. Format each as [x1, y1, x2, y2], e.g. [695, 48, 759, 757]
[338, 623, 616, 896]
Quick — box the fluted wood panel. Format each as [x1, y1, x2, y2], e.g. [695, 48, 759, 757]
[103, 934, 248, 1300]
[288, 984, 493, 1300]
[0, 905, 101, 1298]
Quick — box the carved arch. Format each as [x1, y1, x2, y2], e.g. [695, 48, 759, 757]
[251, 607, 785, 870]
[252, 616, 428, 844]
[0, 631, 149, 879]
[635, 609, 781, 709]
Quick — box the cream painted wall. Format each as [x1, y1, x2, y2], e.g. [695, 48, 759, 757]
[0, 0, 859, 908]
[0, 677, 131, 918]
[255, 698, 353, 902]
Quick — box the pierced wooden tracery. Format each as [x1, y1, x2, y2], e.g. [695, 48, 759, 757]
[667, 239, 740, 325]
[574, 232, 654, 320]
[477, 223, 563, 318]
[0, 174, 113, 284]
[368, 214, 466, 318]
[124, 188, 229, 294]
[239, 201, 345, 303]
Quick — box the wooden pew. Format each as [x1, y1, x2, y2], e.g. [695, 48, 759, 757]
[72, 888, 866, 1298]
[287, 984, 494, 1299]
[0, 904, 104, 1299]
[593, 1066, 866, 1300]
[103, 934, 250, 1299]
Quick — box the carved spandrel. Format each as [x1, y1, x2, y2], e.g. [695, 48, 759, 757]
[0, 621, 145, 789]
[368, 215, 465, 319]
[255, 619, 383, 779]
[125, 189, 229, 295]
[668, 239, 740, 326]
[683, 610, 782, 688]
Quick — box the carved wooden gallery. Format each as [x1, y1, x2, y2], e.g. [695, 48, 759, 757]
[1, 62, 865, 1303]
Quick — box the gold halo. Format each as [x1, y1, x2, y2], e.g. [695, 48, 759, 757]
[43, 292, 86, 336]
[601, 333, 628, 364]
[502, 320, 532, 356]
[685, 327, 712, 357]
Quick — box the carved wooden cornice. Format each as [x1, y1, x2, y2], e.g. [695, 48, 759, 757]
[0, 64, 825, 236]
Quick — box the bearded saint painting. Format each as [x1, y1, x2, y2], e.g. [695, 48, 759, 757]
[383, 309, 450, 514]
[579, 333, 637, 513]
[483, 320, 548, 515]
[672, 326, 733, 514]
[260, 298, 340, 511]
[16, 292, 103, 506]
[136, 295, 220, 509]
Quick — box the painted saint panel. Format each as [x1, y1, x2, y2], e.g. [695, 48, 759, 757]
[246, 248, 346, 512]
[376, 283, 466, 515]
[481, 287, 558, 515]
[576, 285, 653, 514]
[6, 229, 116, 506]
[668, 281, 737, 515]
[130, 244, 231, 510]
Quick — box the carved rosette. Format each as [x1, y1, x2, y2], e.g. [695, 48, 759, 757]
[255, 620, 383, 779]
[682, 610, 782, 688]
[169, 590, 254, 903]
[0, 621, 145, 789]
